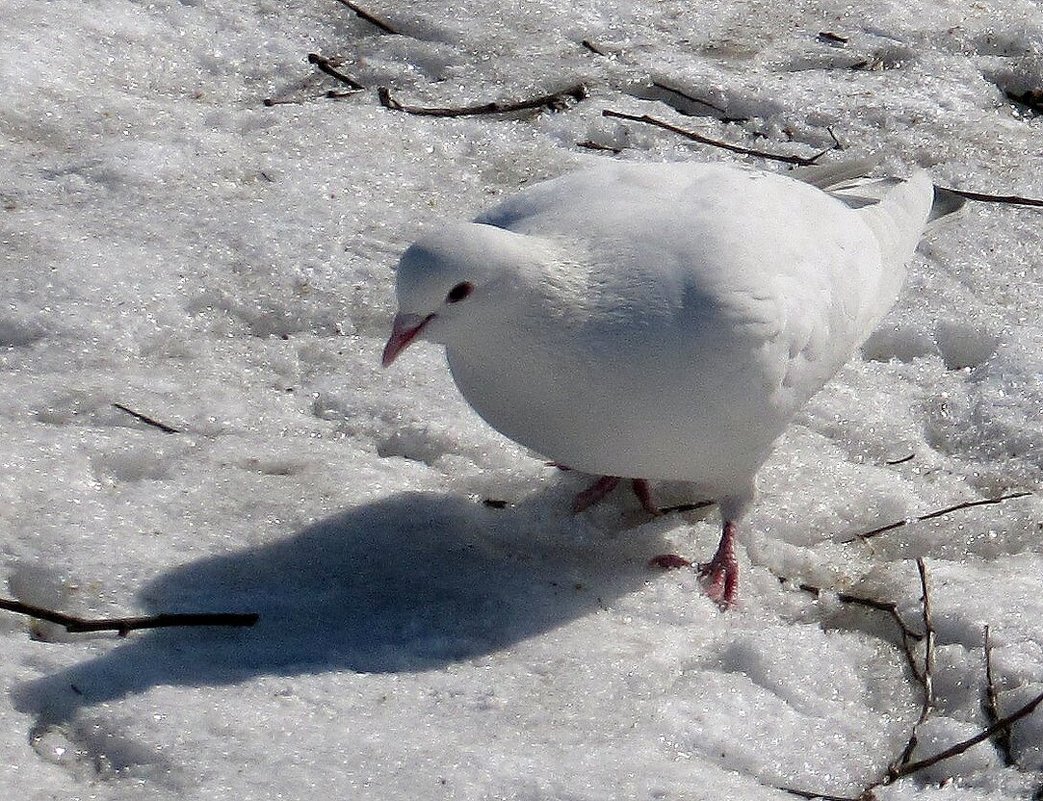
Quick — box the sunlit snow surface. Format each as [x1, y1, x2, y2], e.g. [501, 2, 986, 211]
[2, 1, 1042, 798]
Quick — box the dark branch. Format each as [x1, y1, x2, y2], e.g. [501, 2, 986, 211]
[787, 578, 925, 689]
[379, 84, 588, 117]
[580, 39, 608, 56]
[0, 597, 258, 637]
[890, 687, 1043, 779]
[777, 785, 860, 801]
[601, 109, 834, 166]
[112, 403, 180, 434]
[577, 140, 623, 154]
[940, 186, 1043, 208]
[660, 499, 716, 515]
[982, 625, 1016, 766]
[307, 53, 366, 91]
[889, 559, 936, 776]
[328, 0, 399, 35]
[844, 491, 1032, 543]
[649, 81, 730, 116]
[817, 31, 850, 45]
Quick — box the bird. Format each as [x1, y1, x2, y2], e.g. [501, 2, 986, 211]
[381, 159, 962, 607]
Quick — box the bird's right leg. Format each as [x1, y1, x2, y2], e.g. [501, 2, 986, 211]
[569, 476, 662, 515]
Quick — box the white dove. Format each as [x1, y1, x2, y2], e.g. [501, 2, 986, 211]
[381, 160, 959, 607]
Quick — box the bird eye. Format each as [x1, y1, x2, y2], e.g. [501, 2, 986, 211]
[445, 281, 474, 304]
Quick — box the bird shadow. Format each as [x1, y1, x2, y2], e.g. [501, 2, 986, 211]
[12, 490, 667, 724]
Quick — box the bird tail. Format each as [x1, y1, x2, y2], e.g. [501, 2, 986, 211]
[926, 185, 968, 229]
[791, 157, 879, 190]
[853, 169, 936, 272]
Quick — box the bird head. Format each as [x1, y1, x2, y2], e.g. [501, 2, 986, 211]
[381, 222, 540, 367]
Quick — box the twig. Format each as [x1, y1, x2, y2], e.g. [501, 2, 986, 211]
[600, 109, 834, 166]
[940, 186, 1043, 209]
[784, 678, 1043, 797]
[789, 579, 924, 681]
[379, 84, 588, 117]
[328, 0, 399, 35]
[844, 491, 1032, 543]
[112, 403, 180, 434]
[777, 786, 860, 801]
[0, 597, 258, 637]
[888, 559, 936, 775]
[262, 96, 303, 107]
[581, 39, 608, 56]
[890, 687, 1043, 779]
[307, 53, 366, 91]
[817, 31, 850, 45]
[577, 140, 623, 154]
[982, 625, 1015, 766]
[649, 81, 730, 116]
[885, 453, 915, 465]
[327, 89, 365, 100]
[782, 567, 1043, 797]
[850, 56, 886, 72]
[660, 499, 716, 515]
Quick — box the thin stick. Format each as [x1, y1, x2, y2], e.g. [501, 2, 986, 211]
[263, 96, 303, 107]
[328, 0, 399, 35]
[889, 559, 936, 775]
[580, 40, 608, 56]
[818, 31, 850, 45]
[776, 786, 860, 801]
[885, 453, 915, 465]
[660, 499, 716, 515]
[982, 625, 1015, 766]
[601, 109, 833, 166]
[890, 687, 1043, 779]
[378, 84, 588, 117]
[112, 403, 180, 434]
[844, 491, 1032, 543]
[789, 579, 925, 685]
[307, 53, 366, 91]
[577, 140, 623, 154]
[0, 597, 258, 637]
[649, 81, 730, 116]
[940, 186, 1043, 209]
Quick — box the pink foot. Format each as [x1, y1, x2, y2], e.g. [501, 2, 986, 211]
[571, 475, 621, 513]
[570, 475, 662, 515]
[698, 520, 739, 609]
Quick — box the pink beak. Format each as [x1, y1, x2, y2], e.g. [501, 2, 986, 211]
[381, 312, 434, 367]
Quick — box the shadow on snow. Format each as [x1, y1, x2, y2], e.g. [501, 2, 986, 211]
[12, 490, 667, 723]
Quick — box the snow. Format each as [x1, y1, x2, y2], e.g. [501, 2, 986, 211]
[1, 0, 1041, 799]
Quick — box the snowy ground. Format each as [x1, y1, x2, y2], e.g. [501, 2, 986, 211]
[2, 0, 1043, 798]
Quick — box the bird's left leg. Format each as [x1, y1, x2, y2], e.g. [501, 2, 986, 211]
[630, 479, 662, 516]
[697, 520, 739, 608]
[649, 520, 740, 609]
[571, 475, 621, 513]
